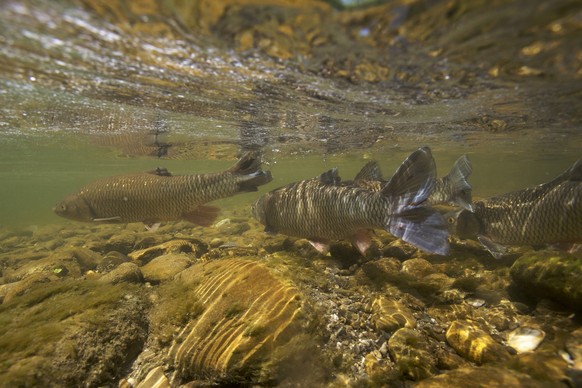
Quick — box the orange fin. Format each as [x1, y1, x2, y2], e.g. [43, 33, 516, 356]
[352, 229, 373, 256]
[182, 205, 220, 227]
[309, 240, 330, 254]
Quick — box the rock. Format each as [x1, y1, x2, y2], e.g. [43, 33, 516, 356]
[506, 327, 545, 353]
[99, 263, 143, 284]
[136, 366, 170, 388]
[445, 320, 511, 365]
[0, 279, 147, 386]
[3, 251, 82, 282]
[201, 245, 258, 260]
[0, 273, 55, 304]
[382, 239, 416, 260]
[97, 251, 130, 273]
[104, 232, 137, 254]
[566, 328, 582, 370]
[435, 347, 469, 370]
[401, 258, 436, 279]
[510, 251, 582, 312]
[388, 328, 437, 381]
[140, 254, 192, 283]
[371, 296, 416, 332]
[160, 258, 320, 385]
[70, 248, 103, 271]
[415, 366, 540, 387]
[514, 349, 570, 383]
[216, 219, 250, 235]
[415, 273, 454, 295]
[129, 239, 206, 263]
[355, 257, 402, 288]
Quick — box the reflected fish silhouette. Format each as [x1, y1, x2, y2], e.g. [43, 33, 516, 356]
[350, 155, 473, 211]
[54, 152, 272, 226]
[449, 158, 582, 258]
[252, 147, 450, 255]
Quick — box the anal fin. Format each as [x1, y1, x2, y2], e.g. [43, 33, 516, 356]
[478, 235, 507, 259]
[182, 205, 220, 227]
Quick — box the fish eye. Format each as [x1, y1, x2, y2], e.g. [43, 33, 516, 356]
[59, 204, 67, 211]
[447, 216, 455, 224]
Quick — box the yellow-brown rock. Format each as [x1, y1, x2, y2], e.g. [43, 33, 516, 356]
[445, 320, 511, 365]
[168, 258, 305, 383]
[128, 239, 205, 264]
[372, 296, 416, 332]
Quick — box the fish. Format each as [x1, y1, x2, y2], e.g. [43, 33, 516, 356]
[252, 147, 450, 255]
[349, 155, 473, 211]
[449, 158, 582, 258]
[54, 152, 272, 226]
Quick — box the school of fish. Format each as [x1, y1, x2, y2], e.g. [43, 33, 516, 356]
[54, 147, 582, 258]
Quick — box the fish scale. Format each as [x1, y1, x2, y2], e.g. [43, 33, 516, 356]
[253, 147, 451, 255]
[452, 158, 582, 257]
[54, 152, 272, 225]
[264, 180, 389, 241]
[474, 182, 582, 245]
[76, 172, 239, 222]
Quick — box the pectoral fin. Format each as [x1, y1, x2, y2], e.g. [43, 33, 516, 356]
[308, 240, 330, 254]
[182, 205, 220, 227]
[351, 229, 373, 256]
[144, 223, 161, 232]
[477, 235, 507, 259]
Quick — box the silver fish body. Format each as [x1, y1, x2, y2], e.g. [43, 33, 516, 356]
[351, 155, 473, 211]
[452, 159, 582, 257]
[54, 152, 272, 226]
[253, 147, 450, 255]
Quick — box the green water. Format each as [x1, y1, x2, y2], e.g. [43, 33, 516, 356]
[1, 129, 580, 227]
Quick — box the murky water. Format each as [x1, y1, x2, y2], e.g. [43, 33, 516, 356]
[1, 0, 581, 386]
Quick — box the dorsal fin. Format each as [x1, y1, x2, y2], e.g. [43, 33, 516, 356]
[354, 160, 383, 182]
[566, 158, 582, 181]
[147, 167, 172, 176]
[319, 168, 341, 185]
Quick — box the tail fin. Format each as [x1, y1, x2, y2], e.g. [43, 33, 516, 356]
[229, 152, 263, 175]
[383, 147, 450, 255]
[445, 155, 473, 211]
[388, 207, 450, 255]
[231, 152, 273, 192]
[238, 170, 273, 192]
[382, 147, 436, 205]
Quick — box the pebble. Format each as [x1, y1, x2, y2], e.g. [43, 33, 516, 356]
[99, 262, 144, 284]
[507, 327, 545, 353]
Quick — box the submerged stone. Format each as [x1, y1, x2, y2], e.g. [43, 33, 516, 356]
[372, 296, 416, 332]
[415, 366, 540, 387]
[507, 327, 545, 354]
[510, 251, 582, 312]
[129, 239, 206, 264]
[0, 280, 147, 386]
[445, 320, 511, 365]
[156, 258, 323, 385]
[99, 262, 144, 284]
[388, 328, 437, 381]
[140, 253, 193, 283]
